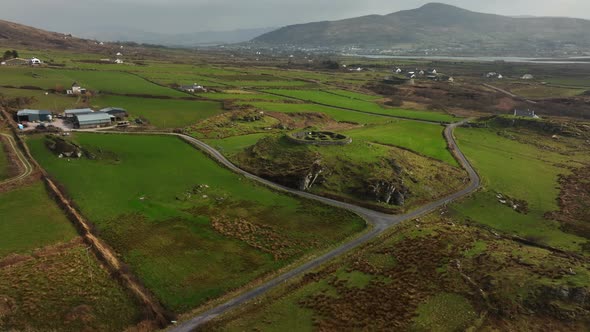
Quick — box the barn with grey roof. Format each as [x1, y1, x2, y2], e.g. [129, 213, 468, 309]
[17, 109, 51, 122]
[75, 113, 113, 128]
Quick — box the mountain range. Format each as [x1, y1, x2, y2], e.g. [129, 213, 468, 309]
[2, 3, 590, 56]
[253, 3, 590, 56]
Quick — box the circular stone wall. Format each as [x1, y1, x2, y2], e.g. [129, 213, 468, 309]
[287, 131, 352, 146]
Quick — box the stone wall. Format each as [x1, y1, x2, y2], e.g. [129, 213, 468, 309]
[287, 131, 352, 146]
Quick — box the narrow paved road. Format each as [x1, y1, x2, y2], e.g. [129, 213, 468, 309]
[167, 119, 480, 332]
[0, 133, 34, 187]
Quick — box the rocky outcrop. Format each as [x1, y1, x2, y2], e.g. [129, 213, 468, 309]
[299, 160, 324, 191]
[366, 179, 408, 206]
[527, 285, 590, 320]
[45, 135, 83, 158]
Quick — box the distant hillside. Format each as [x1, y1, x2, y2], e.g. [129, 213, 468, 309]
[0, 19, 104, 50]
[77, 26, 276, 47]
[254, 3, 590, 56]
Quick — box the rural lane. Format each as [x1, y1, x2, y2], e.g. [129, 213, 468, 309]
[0, 132, 34, 186]
[166, 119, 480, 332]
[482, 83, 538, 104]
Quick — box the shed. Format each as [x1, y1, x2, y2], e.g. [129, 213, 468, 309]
[75, 113, 113, 128]
[99, 107, 128, 120]
[64, 108, 94, 118]
[17, 109, 51, 122]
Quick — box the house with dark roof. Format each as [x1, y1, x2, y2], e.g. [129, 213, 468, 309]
[513, 109, 540, 118]
[17, 109, 51, 122]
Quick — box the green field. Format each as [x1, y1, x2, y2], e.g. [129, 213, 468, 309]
[0, 67, 186, 97]
[323, 89, 379, 101]
[199, 92, 286, 101]
[0, 87, 81, 111]
[452, 127, 589, 252]
[205, 133, 271, 156]
[545, 77, 590, 88]
[343, 121, 457, 166]
[0, 182, 78, 258]
[0, 179, 141, 331]
[263, 89, 457, 122]
[508, 85, 585, 99]
[242, 102, 391, 124]
[91, 95, 224, 128]
[28, 133, 365, 312]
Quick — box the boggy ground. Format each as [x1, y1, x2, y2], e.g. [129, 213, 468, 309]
[200, 212, 590, 332]
[0, 239, 143, 332]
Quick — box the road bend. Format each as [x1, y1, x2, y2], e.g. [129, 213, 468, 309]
[165, 119, 479, 332]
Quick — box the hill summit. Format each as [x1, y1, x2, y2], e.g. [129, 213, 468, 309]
[253, 3, 590, 56]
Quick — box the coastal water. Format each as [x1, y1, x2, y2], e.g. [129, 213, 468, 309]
[345, 54, 590, 64]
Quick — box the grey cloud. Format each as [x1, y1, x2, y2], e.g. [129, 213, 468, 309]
[1, 0, 589, 35]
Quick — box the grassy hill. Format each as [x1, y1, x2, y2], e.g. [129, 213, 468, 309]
[0, 19, 106, 50]
[254, 3, 590, 56]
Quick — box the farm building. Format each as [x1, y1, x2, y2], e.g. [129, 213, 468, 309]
[179, 84, 207, 93]
[67, 82, 87, 95]
[64, 108, 94, 118]
[74, 113, 113, 128]
[521, 74, 534, 80]
[513, 109, 540, 118]
[99, 107, 128, 120]
[17, 109, 51, 122]
[29, 57, 42, 65]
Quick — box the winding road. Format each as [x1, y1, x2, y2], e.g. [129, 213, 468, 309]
[165, 119, 480, 332]
[0, 132, 34, 187]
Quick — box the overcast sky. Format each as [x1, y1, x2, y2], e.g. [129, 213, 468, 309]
[2, 0, 589, 34]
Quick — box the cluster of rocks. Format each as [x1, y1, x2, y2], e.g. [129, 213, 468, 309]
[230, 110, 265, 122]
[368, 180, 407, 206]
[45, 134, 82, 158]
[176, 184, 211, 201]
[528, 285, 590, 320]
[496, 193, 529, 214]
[298, 159, 324, 191]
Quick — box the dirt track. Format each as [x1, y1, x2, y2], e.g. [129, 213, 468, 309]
[0, 133, 34, 187]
